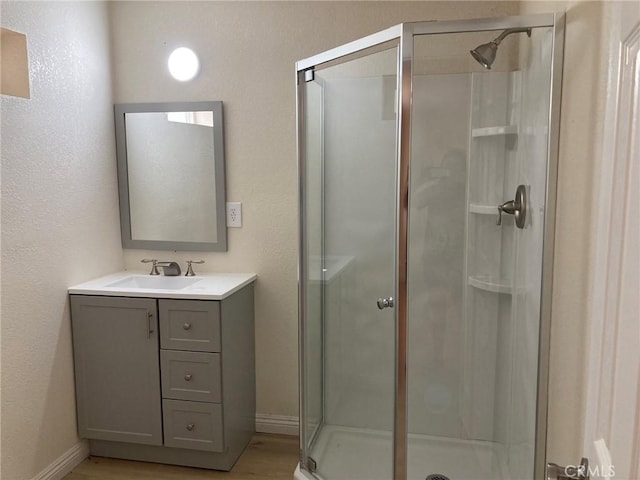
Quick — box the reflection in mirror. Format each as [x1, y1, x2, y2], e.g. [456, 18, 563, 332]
[126, 111, 217, 242]
[114, 102, 227, 252]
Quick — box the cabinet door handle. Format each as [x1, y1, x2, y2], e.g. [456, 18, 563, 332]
[183, 322, 191, 330]
[147, 312, 154, 339]
[184, 374, 192, 381]
[186, 423, 195, 431]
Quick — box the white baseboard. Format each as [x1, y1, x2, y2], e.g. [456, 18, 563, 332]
[255, 413, 299, 436]
[29, 415, 294, 479]
[32, 441, 89, 480]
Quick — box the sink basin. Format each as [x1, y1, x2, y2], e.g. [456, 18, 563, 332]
[69, 271, 257, 300]
[106, 275, 203, 290]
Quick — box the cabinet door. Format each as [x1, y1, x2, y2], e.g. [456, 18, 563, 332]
[70, 296, 162, 445]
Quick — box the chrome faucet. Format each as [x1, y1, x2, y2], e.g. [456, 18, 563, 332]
[155, 261, 182, 276]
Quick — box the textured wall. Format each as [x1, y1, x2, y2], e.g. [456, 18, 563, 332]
[111, 0, 519, 420]
[0, 2, 124, 479]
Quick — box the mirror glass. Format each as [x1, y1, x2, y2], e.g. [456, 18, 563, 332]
[114, 102, 227, 251]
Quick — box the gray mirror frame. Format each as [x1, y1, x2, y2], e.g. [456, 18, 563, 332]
[114, 101, 227, 252]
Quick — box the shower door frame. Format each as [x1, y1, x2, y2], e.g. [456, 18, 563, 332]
[296, 12, 565, 480]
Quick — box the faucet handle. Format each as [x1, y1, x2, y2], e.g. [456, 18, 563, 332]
[141, 258, 160, 276]
[185, 259, 205, 277]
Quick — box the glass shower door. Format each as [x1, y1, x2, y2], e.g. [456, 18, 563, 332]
[299, 44, 399, 480]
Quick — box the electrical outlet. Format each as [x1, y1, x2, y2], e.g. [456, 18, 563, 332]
[226, 202, 242, 227]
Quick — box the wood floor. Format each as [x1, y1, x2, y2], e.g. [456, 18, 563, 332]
[64, 434, 300, 480]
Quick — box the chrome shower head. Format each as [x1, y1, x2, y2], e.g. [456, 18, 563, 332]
[470, 27, 532, 70]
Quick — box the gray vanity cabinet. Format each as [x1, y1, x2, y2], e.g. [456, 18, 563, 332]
[70, 296, 162, 445]
[69, 284, 255, 471]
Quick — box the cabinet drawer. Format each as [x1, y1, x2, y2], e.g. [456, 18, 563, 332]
[161, 350, 221, 403]
[159, 299, 220, 352]
[162, 399, 223, 452]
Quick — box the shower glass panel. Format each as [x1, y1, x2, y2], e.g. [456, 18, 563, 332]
[301, 77, 323, 454]
[299, 44, 399, 479]
[407, 26, 553, 480]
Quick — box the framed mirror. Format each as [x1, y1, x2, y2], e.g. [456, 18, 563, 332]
[114, 101, 227, 251]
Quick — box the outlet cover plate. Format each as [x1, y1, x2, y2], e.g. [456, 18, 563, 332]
[226, 202, 242, 227]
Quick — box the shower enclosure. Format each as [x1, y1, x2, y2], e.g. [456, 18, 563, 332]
[296, 14, 564, 480]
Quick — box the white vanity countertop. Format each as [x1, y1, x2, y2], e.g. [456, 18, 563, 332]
[68, 271, 257, 300]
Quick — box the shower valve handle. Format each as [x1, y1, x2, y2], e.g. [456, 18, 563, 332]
[497, 200, 517, 225]
[496, 185, 527, 229]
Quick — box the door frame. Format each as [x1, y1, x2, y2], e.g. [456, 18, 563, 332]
[583, 3, 640, 478]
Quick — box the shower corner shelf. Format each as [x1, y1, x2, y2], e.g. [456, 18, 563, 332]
[469, 203, 497, 215]
[468, 275, 520, 294]
[471, 125, 518, 138]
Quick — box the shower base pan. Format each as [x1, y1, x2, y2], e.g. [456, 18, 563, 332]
[295, 425, 510, 480]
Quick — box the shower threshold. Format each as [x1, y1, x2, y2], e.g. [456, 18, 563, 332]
[304, 425, 511, 480]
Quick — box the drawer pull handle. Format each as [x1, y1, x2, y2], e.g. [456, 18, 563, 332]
[186, 423, 195, 431]
[183, 322, 192, 330]
[184, 374, 193, 381]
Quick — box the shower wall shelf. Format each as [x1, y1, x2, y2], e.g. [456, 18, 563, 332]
[468, 275, 517, 294]
[469, 203, 498, 215]
[471, 125, 518, 137]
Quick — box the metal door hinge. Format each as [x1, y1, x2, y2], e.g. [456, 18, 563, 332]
[306, 456, 317, 473]
[304, 69, 315, 82]
[547, 457, 590, 480]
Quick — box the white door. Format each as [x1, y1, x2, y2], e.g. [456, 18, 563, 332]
[580, 3, 640, 480]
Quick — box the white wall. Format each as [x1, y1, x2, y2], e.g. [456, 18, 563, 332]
[0, 2, 124, 479]
[110, 0, 519, 420]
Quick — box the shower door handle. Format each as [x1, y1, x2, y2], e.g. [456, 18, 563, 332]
[377, 297, 394, 309]
[497, 184, 527, 229]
